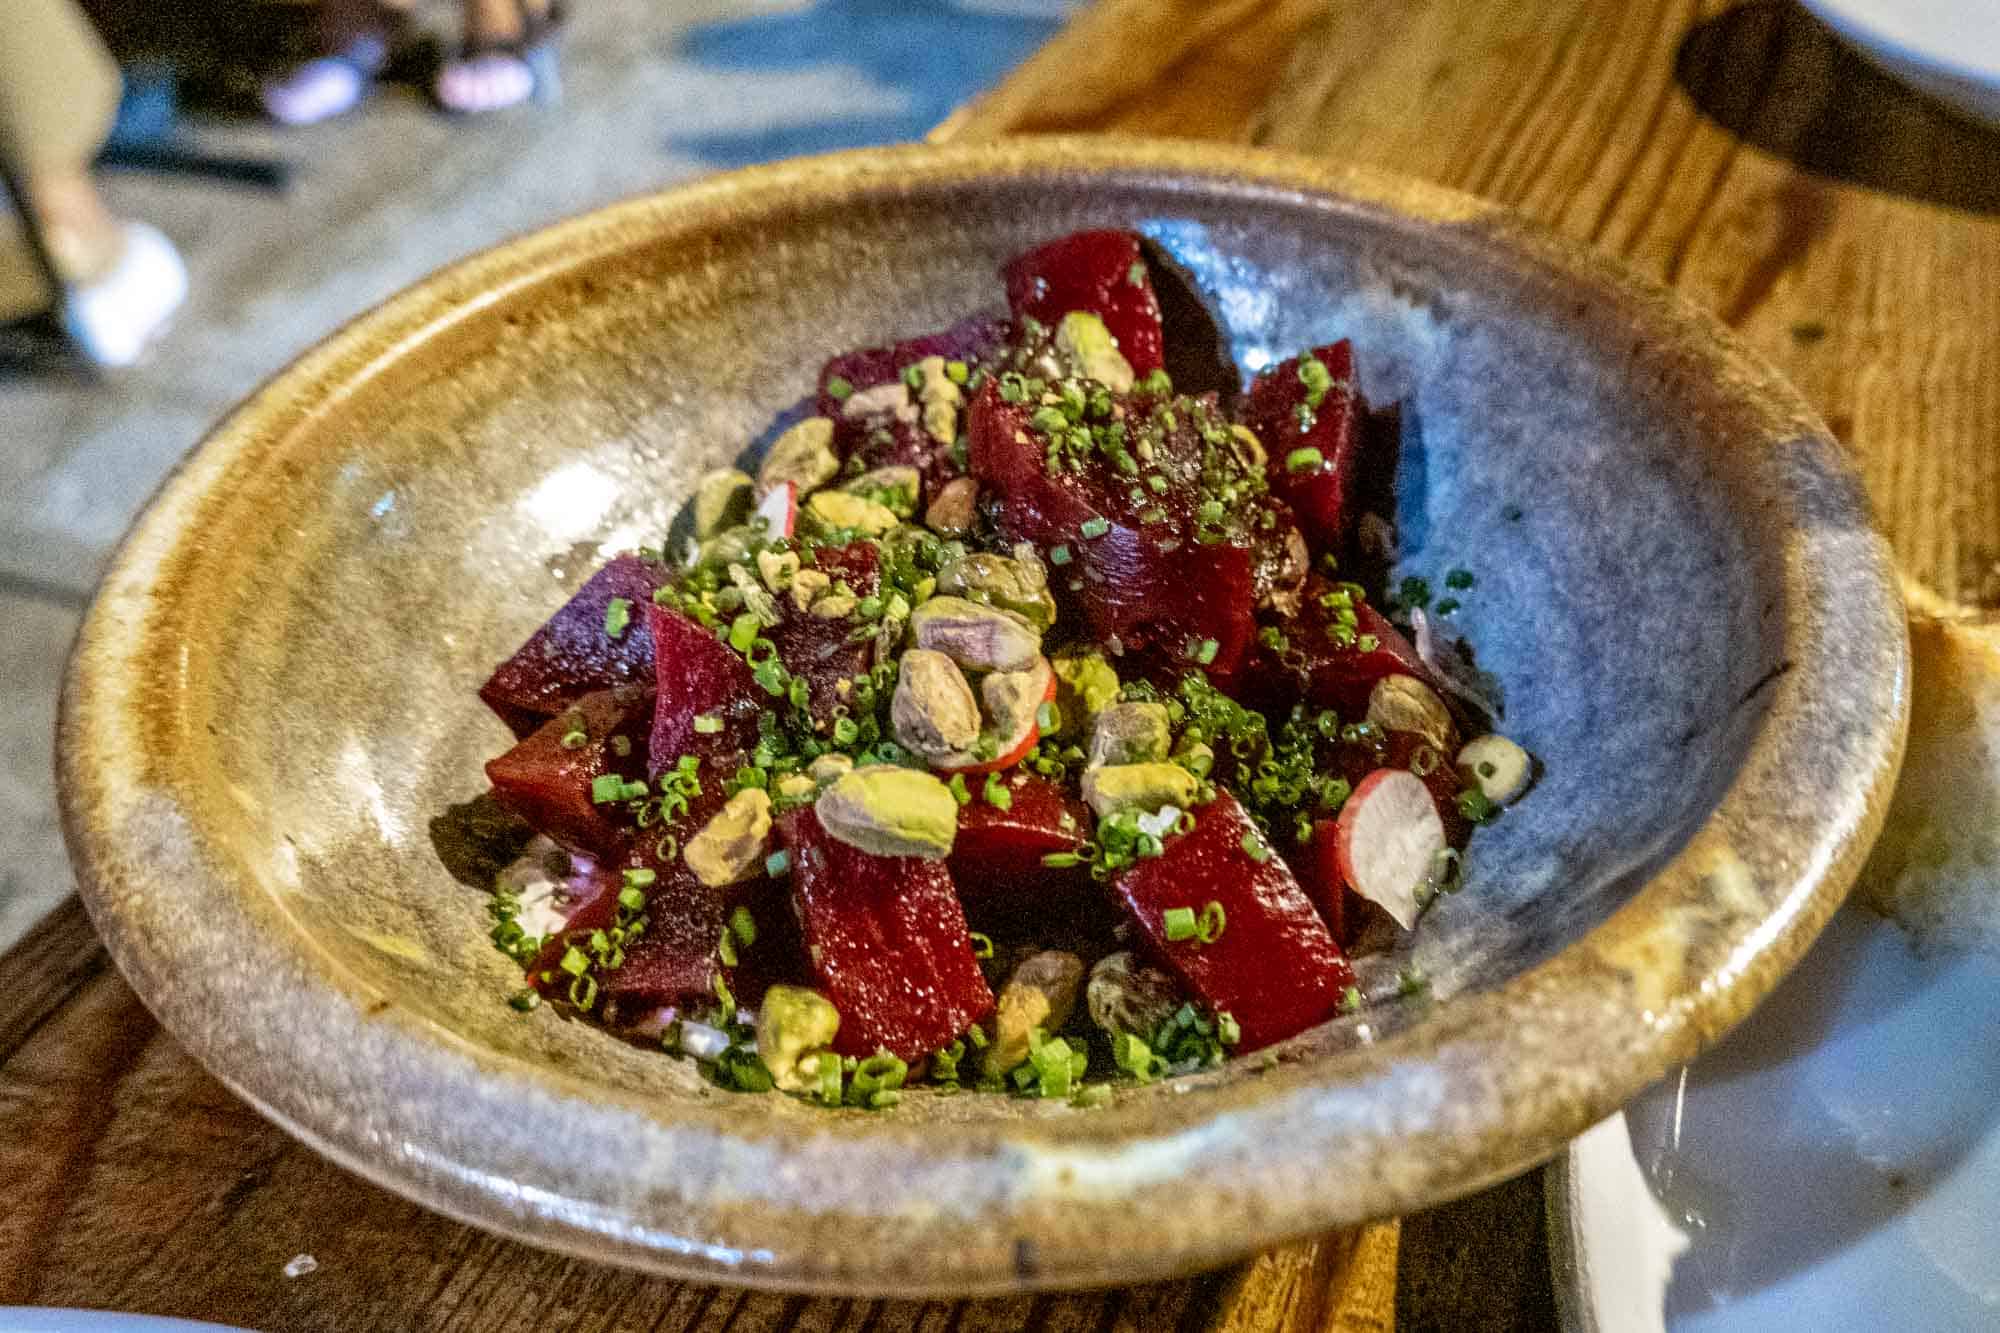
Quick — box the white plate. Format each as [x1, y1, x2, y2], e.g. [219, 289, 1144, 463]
[1552, 903, 2000, 1332]
[1798, 0, 2000, 126]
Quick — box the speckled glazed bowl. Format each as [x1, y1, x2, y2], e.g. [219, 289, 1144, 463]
[58, 140, 1907, 1295]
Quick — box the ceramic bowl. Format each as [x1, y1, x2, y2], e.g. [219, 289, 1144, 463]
[57, 139, 1907, 1295]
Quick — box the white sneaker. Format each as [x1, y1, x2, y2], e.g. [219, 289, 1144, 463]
[58, 222, 188, 369]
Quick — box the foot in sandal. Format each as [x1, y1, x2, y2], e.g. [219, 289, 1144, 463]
[59, 222, 188, 369]
[260, 3, 408, 126]
[433, 0, 563, 114]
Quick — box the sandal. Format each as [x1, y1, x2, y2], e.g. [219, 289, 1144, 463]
[433, 1, 565, 115]
[261, 2, 410, 127]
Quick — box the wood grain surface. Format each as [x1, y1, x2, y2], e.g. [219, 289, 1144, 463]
[949, 0, 2000, 612]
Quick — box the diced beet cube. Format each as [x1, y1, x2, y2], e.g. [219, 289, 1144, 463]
[771, 541, 881, 725]
[719, 874, 813, 1008]
[968, 381, 1264, 680]
[485, 685, 655, 860]
[1243, 342, 1362, 555]
[598, 842, 727, 1015]
[1110, 790, 1351, 1051]
[480, 554, 670, 736]
[1003, 230, 1165, 375]
[1298, 819, 1357, 948]
[778, 807, 994, 1061]
[949, 770, 1092, 912]
[647, 603, 762, 776]
[1244, 577, 1437, 720]
[817, 315, 1010, 487]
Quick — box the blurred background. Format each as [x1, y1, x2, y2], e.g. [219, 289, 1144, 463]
[0, 0, 1078, 952]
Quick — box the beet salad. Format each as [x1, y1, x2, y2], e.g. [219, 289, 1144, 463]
[475, 229, 1534, 1109]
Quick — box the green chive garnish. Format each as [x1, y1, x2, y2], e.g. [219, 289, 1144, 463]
[1080, 516, 1110, 540]
[590, 774, 625, 804]
[764, 848, 791, 877]
[825, 375, 853, 401]
[1048, 545, 1072, 566]
[603, 597, 633, 639]
[1285, 446, 1324, 472]
[1163, 906, 1198, 941]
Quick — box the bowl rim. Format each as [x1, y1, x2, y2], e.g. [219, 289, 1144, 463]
[56, 137, 1909, 1295]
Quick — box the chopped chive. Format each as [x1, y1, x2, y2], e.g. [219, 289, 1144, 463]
[1035, 701, 1059, 733]
[1049, 544, 1072, 566]
[1340, 985, 1363, 1013]
[603, 597, 633, 639]
[623, 866, 656, 889]
[825, 375, 853, 401]
[1163, 906, 1198, 941]
[1197, 900, 1227, 941]
[729, 905, 757, 947]
[832, 717, 859, 745]
[969, 932, 994, 959]
[1445, 567, 1475, 590]
[1193, 638, 1219, 665]
[1216, 1012, 1241, 1046]
[945, 359, 969, 385]
[1040, 851, 1082, 868]
[618, 885, 646, 913]
[1356, 634, 1380, 652]
[1458, 787, 1498, 823]
[590, 774, 626, 804]
[718, 926, 738, 968]
[559, 946, 590, 977]
[693, 713, 724, 735]
[947, 773, 972, 806]
[966, 1023, 990, 1048]
[983, 771, 1012, 810]
[610, 734, 633, 758]
[728, 612, 759, 653]
[1285, 446, 1325, 472]
[509, 989, 541, 1012]
[1080, 515, 1110, 540]
[764, 848, 791, 877]
[559, 729, 588, 750]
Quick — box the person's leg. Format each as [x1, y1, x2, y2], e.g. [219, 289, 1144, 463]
[262, 0, 417, 127]
[0, 0, 185, 365]
[434, 0, 561, 115]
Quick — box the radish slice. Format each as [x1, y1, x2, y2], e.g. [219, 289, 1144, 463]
[1334, 768, 1446, 930]
[753, 481, 797, 539]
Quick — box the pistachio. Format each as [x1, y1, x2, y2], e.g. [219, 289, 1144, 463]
[843, 465, 922, 517]
[1050, 651, 1121, 740]
[914, 354, 964, 445]
[806, 752, 854, 784]
[924, 477, 980, 536]
[1086, 951, 1184, 1040]
[773, 773, 818, 803]
[910, 595, 1042, 672]
[986, 950, 1086, 1075]
[1263, 525, 1309, 617]
[1367, 674, 1456, 751]
[755, 548, 800, 593]
[891, 649, 982, 757]
[1456, 734, 1532, 805]
[840, 380, 917, 422]
[935, 552, 1058, 631]
[1228, 424, 1268, 470]
[806, 490, 900, 537]
[981, 661, 1048, 740]
[1054, 311, 1135, 392]
[811, 593, 859, 620]
[815, 765, 959, 858]
[1086, 701, 1172, 768]
[1081, 762, 1199, 819]
[757, 985, 842, 1092]
[758, 417, 839, 495]
[788, 567, 831, 613]
[692, 468, 754, 538]
[683, 788, 773, 888]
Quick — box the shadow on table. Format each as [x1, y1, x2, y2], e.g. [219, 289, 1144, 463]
[1675, 0, 2000, 216]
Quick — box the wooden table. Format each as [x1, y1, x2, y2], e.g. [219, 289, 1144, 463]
[8, 1, 1993, 1328]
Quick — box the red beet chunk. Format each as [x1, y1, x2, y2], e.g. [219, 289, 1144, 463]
[480, 554, 671, 736]
[1003, 230, 1165, 375]
[1299, 818, 1359, 949]
[523, 862, 621, 996]
[647, 603, 763, 776]
[1245, 577, 1435, 720]
[720, 874, 813, 1008]
[967, 381, 1265, 680]
[1110, 790, 1351, 1051]
[772, 541, 881, 724]
[598, 841, 727, 1014]
[778, 808, 995, 1061]
[1243, 342, 1362, 555]
[485, 685, 655, 860]
[817, 315, 1010, 486]
[949, 770, 1092, 912]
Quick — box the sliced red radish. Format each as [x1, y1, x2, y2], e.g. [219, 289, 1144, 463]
[932, 657, 1056, 775]
[753, 480, 797, 540]
[1334, 768, 1446, 931]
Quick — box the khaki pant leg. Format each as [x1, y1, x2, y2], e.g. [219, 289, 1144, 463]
[0, 0, 123, 181]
